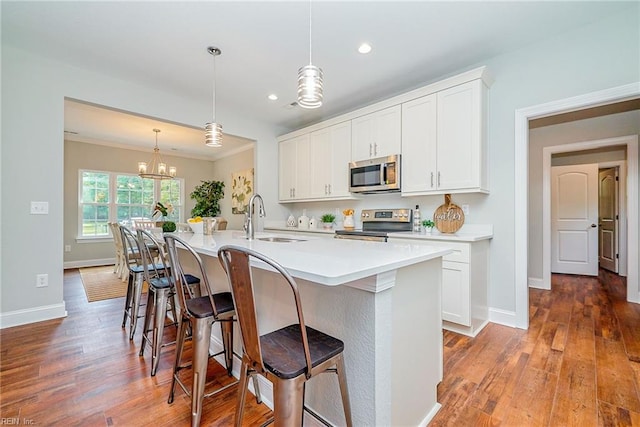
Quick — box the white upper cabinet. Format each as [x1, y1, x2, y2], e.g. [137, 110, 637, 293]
[278, 134, 310, 201]
[351, 105, 401, 161]
[401, 94, 437, 193]
[309, 121, 352, 199]
[280, 122, 352, 202]
[402, 79, 488, 195]
[278, 67, 491, 201]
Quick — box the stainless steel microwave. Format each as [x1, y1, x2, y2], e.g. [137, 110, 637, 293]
[349, 154, 401, 193]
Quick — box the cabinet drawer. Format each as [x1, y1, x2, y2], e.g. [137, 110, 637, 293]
[427, 240, 470, 263]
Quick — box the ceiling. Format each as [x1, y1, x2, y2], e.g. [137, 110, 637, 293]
[2, 1, 633, 161]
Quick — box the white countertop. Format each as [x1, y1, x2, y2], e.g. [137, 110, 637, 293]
[266, 222, 493, 242]
[170, 230, 451, 286]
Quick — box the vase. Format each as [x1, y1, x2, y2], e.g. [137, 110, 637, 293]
[322, 222, 333, 230]
[343, 215, 355, 230]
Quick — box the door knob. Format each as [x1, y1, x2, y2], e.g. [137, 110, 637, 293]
[590, 224, 597, 228]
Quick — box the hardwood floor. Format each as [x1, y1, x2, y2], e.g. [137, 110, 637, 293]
[1, 268, 639, 426]
[430, 269, 640, 426]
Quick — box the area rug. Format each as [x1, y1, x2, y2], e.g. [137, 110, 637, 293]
[79, 265, 129, 302]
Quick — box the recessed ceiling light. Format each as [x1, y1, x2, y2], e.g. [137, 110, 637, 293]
[268, 94, 278, 101]
[358, 43, 372, 54]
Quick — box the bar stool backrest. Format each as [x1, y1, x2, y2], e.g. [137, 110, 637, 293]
[218, 245, 313, 379]
[136, 229, 168, 282]
[120, 226, 142, 271]
[164, 234, 220, 320]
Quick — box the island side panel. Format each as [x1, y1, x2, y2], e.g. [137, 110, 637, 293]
[280, 274, 385, 426]
[392, 257, 443, 426]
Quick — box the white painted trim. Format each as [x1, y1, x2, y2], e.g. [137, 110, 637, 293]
[345, 270, 397, 293]
[0, 303, 67, 329]
[515, 82, 640, 329]
[528, 277, 546, 290]
[64, 258, 115, 269]
[418, 403, 443, 427]
[542, 136, 638, 296]
[488, 307, 517, 328]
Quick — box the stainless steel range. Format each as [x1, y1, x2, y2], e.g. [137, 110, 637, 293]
[334, 208, 412, 242]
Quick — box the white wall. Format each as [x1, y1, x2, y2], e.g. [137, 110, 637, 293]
[2, 5, 638, 328]
[211, 146, 255, 231]
[1, 46, 284, 328]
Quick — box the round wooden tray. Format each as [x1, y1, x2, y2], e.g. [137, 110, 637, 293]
[433, 194, 465, 234]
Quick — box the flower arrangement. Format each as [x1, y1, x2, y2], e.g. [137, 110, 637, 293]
[152, 202, 173, 219]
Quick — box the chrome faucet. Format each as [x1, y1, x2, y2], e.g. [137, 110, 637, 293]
[245, 193, 266, 240]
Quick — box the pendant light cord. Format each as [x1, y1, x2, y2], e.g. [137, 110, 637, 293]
[308, 0, 313, 65]
[212, 52, 217, 121]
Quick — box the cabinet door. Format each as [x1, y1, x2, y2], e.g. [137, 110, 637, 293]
[351, 105, 401, 160]
[279, 138, 297, 201]
[351, 113, 376, 161]
[295, 134, 311, 199]
[437, 80, 481, 190]
[441, 260, 470, 326]
[309, 128, 331, 198]
[401, 94, 437, 193]
[375, 105, 401, 158]
[328, 121, 352, 197]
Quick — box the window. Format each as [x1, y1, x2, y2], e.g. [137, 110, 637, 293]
[78, 170, 184, 239]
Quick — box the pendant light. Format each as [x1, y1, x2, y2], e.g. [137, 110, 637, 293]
[297, 0, 323, 109]
[205, 46, 223, 147]
[138, 129, 176, 180]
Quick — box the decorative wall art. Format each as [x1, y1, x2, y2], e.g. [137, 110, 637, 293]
[231, 168, 254, 214]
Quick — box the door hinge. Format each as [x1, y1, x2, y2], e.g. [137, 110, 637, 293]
[616, 214, 619, 220]
[616, 254, 619, 259]
[616, 176, 619, 181]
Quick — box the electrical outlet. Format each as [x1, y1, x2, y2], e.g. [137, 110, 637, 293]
[30, 201, 49, 215]
[462, 204, 470, 215]
[36, 274, 48, 288]
[65, 245, 71, 252]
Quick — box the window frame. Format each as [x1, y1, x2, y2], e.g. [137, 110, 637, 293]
[77, 169, 185, 240]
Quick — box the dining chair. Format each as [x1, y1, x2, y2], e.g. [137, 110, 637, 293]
[109, 222, 126, 280]
[218, 245, 352, 427]
[164, 234, 261, 427]
[132, 218, 156, 230]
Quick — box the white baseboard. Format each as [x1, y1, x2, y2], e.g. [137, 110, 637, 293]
[0, 303, 67, 329]
[528, 276, 548, 290]
[418, 403, 442, 427]
[488, 307, 517, 329]
[64, 258, 115, 269]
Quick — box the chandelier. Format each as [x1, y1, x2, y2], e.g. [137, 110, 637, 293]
[205, 46, 223, 147]
[297, 0, 323, 109]
[138, 129, 176, 180]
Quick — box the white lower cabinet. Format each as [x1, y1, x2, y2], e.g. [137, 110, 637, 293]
[389, 237, 490, 337]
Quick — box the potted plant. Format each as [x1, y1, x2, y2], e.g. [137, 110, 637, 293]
[190, 180, 225, 218]
[422, 219, 435, 234]
[321, 213, 336, 230]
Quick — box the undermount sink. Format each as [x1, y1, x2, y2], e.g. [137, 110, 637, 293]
[257, 236, 306, 243]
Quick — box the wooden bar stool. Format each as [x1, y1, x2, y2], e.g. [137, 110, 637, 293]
[218, 245, 353, 427]
[164, 234, 261, 427]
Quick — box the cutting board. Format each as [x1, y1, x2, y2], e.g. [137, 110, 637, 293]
[433, 194, 465, 233]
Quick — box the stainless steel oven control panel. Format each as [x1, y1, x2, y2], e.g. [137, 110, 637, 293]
[360, 209, 412, 223]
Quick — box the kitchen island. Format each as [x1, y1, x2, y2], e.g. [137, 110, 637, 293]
[172, 230, 451, 426]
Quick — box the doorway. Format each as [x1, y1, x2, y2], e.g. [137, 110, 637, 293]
[514, 83, 640, 329]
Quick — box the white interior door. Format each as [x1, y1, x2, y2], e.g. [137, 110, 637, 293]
[599, 167, 619, 272]
[551, 164, 599, 276]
